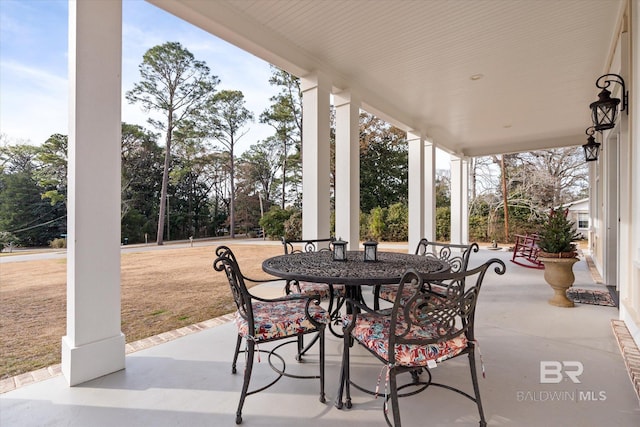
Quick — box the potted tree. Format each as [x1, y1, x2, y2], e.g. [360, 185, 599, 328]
[537, 208, 582, 307]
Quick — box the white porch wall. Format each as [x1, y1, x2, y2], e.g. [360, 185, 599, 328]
[620, 0, 640, 348]
[301, 72, 331, 240]
[62, 0, 125, 386]
[334, 91, 360, 250]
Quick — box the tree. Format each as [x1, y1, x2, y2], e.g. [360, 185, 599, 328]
[0, 142, 65, 246]
[260, 67, 302, 208]
[359, 112, 408, 213]
[204, 90, 253, 238]
[238, 138, 282, 207]
[34, 133, 67, 207]
[126, 41, 219, 245]
[170, 122, 218, 239]
[121, 123, 163, 243]
[236, 138, 282, 230]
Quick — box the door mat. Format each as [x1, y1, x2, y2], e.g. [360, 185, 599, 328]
[566, 288, 616, 307]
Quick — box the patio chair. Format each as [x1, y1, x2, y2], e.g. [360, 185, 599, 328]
[373, 239, 480, 310]
[213, 245, 329, 424]
[337, 258, 506, 427]
[282, 237, 345, 300]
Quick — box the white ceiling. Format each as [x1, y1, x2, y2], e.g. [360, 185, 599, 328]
[148, 0, 625, 157]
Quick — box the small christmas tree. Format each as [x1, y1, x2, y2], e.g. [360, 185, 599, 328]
[537, 208, 581, 256]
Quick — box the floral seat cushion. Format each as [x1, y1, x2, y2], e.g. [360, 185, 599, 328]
[344, 311, 467, 367]
[378, 283, 447, 306]
[235, 299, 330, 342]
[296, 282, 346, 300]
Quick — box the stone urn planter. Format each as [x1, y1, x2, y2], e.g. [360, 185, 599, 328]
[536, 207, 582, 308]
[538, 253, 579, 307]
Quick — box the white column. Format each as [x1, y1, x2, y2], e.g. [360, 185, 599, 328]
[334, 91, 360, 249]
[424, 139, 436, 242]
[301, 72, 331, 240]
[63, 0, 125, 386]
[461, 157, 470, 243]
[408, 132, 425, 252]
[450, 155, 464, 244]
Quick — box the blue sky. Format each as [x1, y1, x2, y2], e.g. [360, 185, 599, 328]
[0, 0, 277, 153]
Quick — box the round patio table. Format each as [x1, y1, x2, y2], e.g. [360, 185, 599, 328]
[262, 250, 449, 286]
[263, 250, 449, 322]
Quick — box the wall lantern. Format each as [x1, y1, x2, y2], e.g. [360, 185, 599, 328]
[590, 74, 628, 131]
[582, 127, 601, 162]
[332, 238, 348, 261]
[363, 240, 378, 262]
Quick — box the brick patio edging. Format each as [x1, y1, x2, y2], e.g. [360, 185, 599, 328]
[611, 319, 640, 403]
[0, 313, 236, 394]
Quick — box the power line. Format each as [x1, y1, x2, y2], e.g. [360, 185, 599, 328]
[8, 215, 67, 234]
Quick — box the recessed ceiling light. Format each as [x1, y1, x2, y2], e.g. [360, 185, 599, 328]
[470, 74, 484, 81]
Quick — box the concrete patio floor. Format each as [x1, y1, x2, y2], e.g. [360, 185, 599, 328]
[2, 249, 639, 426]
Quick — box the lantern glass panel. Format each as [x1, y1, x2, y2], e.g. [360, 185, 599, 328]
[590, 89, 620, 131]
[363, 241, 378, 262]
[582, 137, 600, 162]
[332, 239, 348, 261]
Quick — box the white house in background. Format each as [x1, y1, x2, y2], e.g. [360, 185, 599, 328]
[561, 198, 590, 239]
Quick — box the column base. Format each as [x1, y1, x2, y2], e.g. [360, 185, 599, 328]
[62, 333, 125, 386]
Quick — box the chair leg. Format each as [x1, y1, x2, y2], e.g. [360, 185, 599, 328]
[373, 284, 381, 310]
[319, 327, 326, 403]
[468, 350, 487, 427]
[296, 334, 304, 360]
[235, 339, 255, 425]
[343, 333, 353, 408]
[389, 368, 401, 427]
[231, 335, 242, 374]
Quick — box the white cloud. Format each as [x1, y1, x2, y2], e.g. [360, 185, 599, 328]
[0, 60, 68, 144]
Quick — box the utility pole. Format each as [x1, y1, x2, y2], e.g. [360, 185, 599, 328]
[501, 155, 509, 242]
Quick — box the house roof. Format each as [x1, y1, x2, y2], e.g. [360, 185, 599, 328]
[148, 0, 625, 158]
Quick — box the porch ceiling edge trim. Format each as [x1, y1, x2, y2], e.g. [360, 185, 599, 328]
[459, 134, 584, 158]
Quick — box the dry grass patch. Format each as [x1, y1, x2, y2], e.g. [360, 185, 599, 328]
[0, 243, 282, 379]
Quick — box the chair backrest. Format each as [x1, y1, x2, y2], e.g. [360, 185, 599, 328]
[414, 238, 480, 272]
[213, 245, 253, 327]
[282, 237, 335, 254]
[388, 258, 506, 365]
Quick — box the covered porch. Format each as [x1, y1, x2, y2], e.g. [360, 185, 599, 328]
[5, 1, 639, 425]
[2, 248, 638, 425]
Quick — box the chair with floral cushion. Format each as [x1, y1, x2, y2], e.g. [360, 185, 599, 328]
[337, 258, 506, 427]
[373, 239, 480, 310]
[213, 245, 329, 424]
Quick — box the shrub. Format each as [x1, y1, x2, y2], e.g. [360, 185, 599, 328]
[49, 238, 67, 249]
[259, 206, 297, 239]
[435, 206, 450, 241]
[367, 206, 386, 241]
[283, 210, 302, 240]
[385, 203, 408, 241]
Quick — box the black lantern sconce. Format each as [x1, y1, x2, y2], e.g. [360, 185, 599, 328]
[363, 240, 378, 262]
[590, 74, 628, 131]
[582, 126, 601, 162]
[332, 238, 348, 261]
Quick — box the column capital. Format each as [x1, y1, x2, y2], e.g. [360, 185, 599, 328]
[300, 71, 331, 92]
[334, 90, 360, 108]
